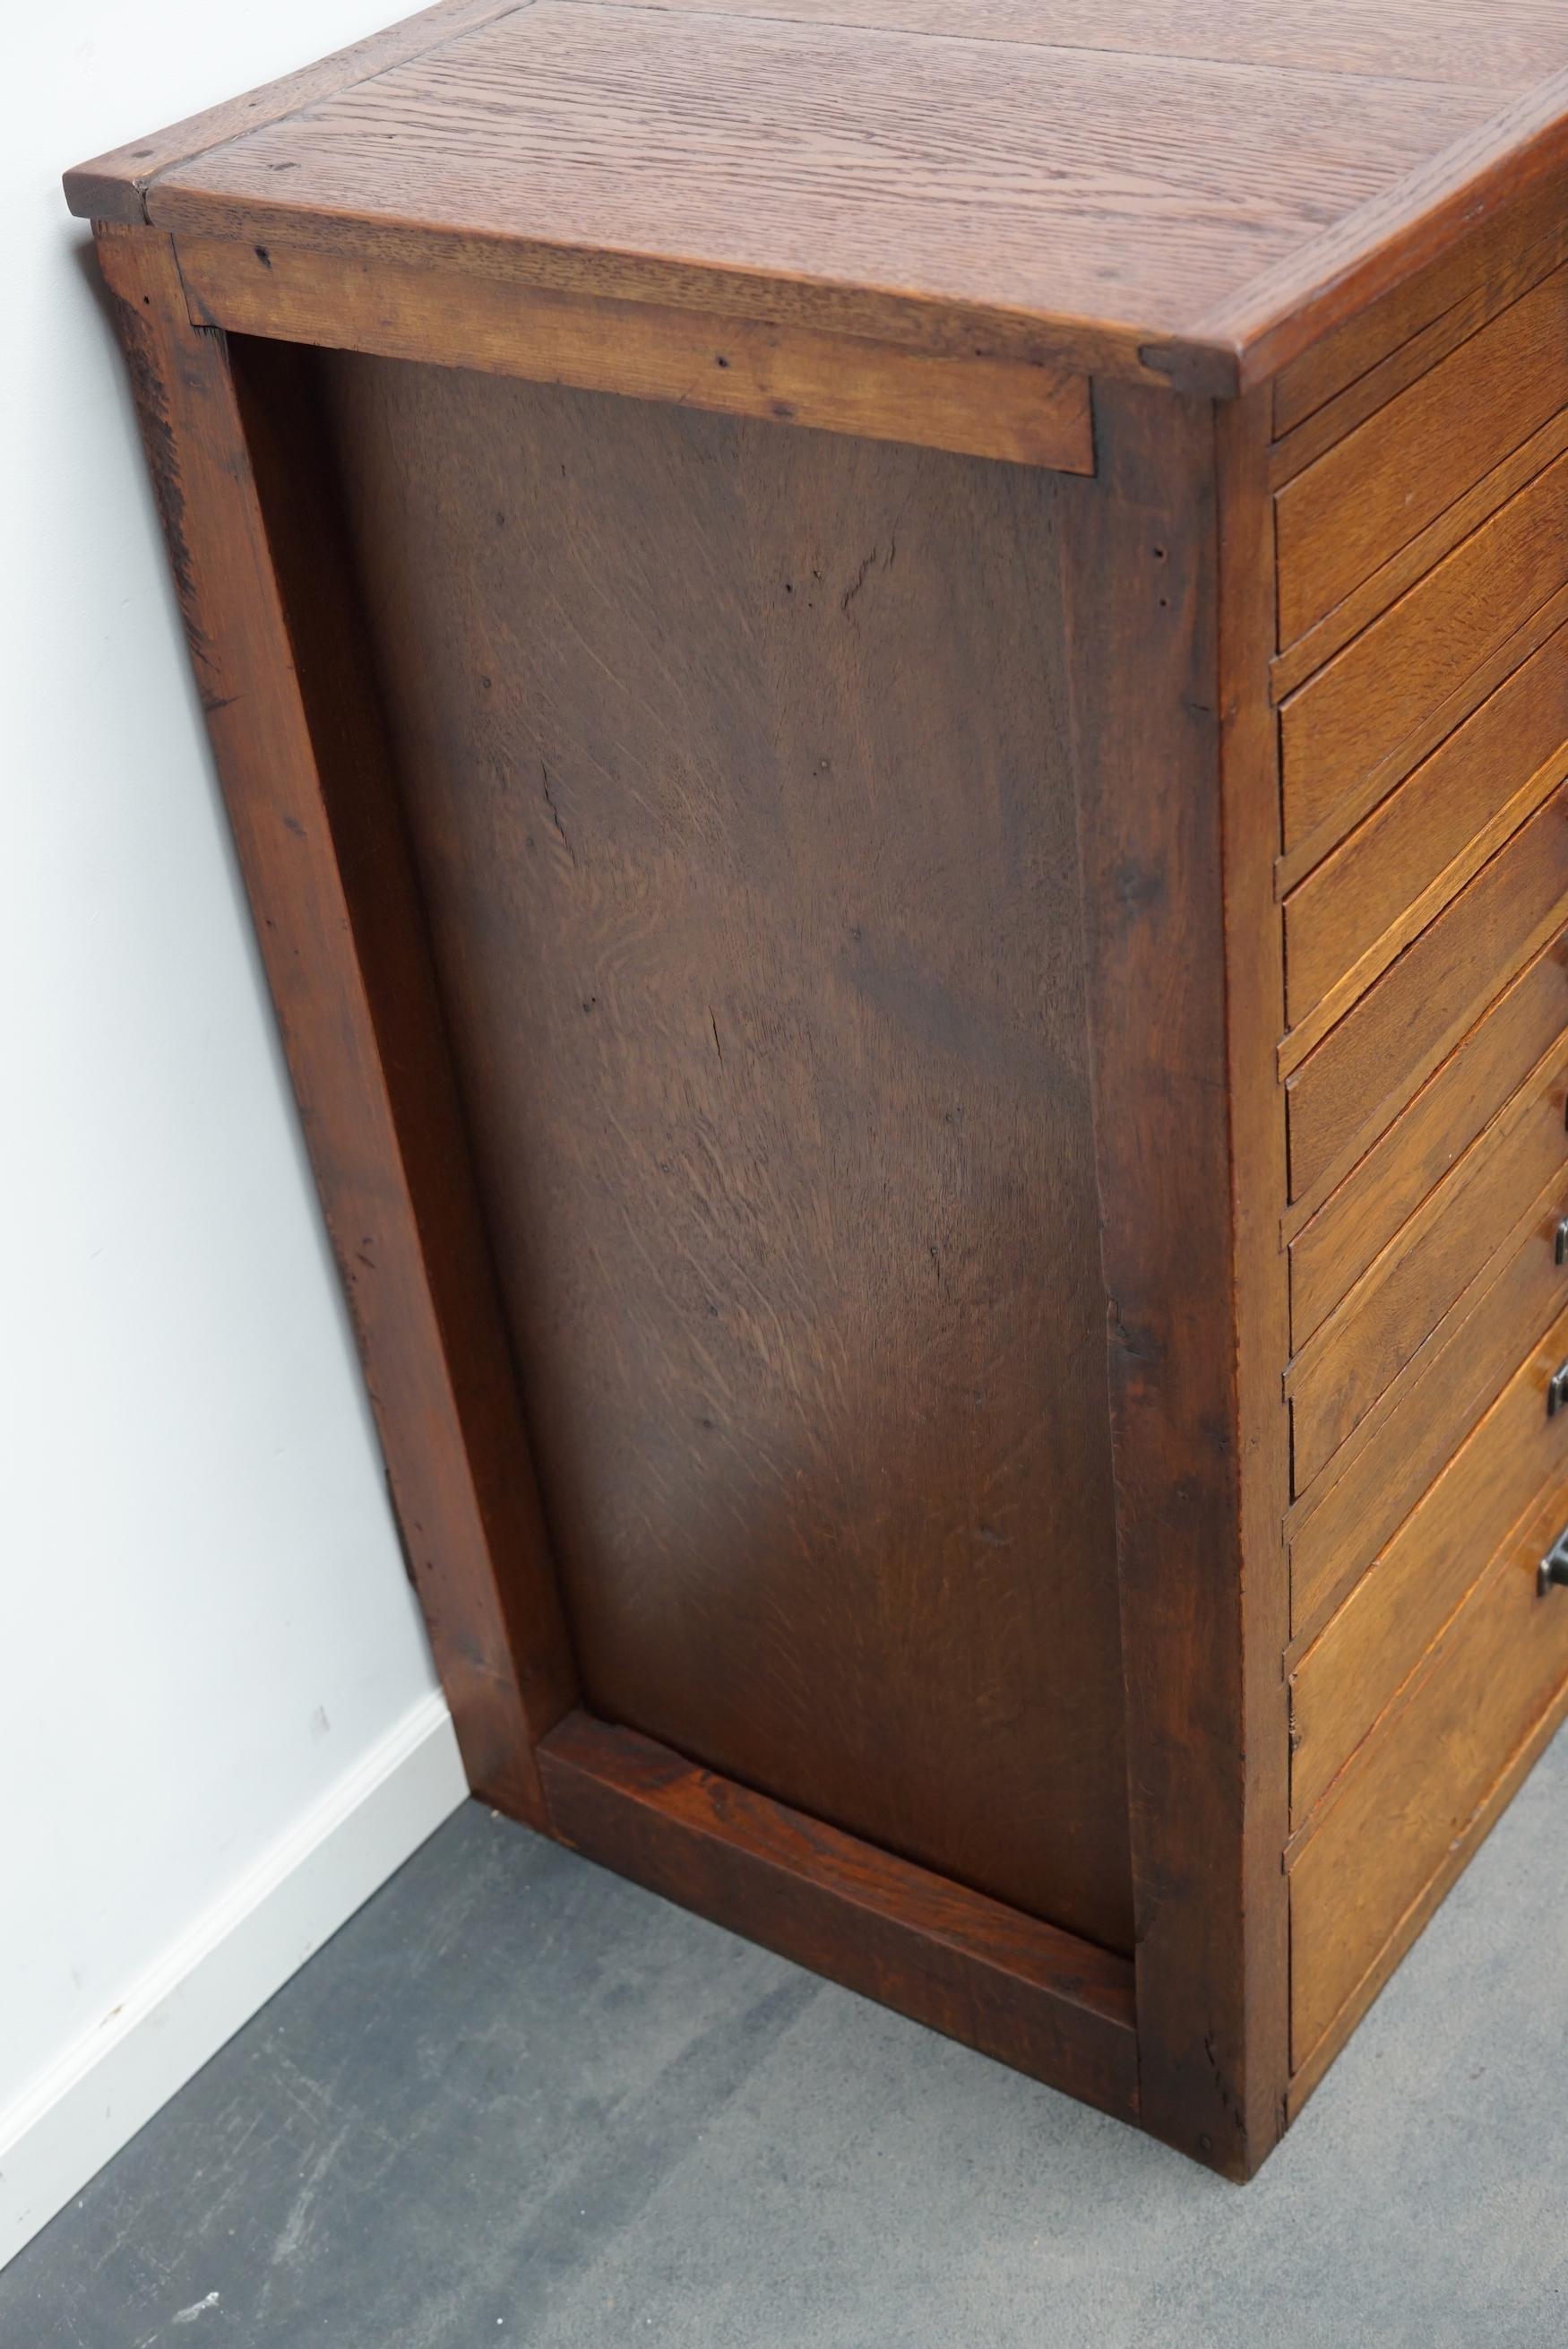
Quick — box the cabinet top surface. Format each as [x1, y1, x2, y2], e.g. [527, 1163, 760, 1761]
[65, 0, 1568, 388]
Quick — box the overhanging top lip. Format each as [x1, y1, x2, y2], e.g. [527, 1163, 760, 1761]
[63, 0, 1568, 399]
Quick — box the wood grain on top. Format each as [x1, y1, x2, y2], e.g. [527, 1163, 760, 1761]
[65, 1, 1568, 386]
[582, 0, 1568, 88]
[61, 0, 525, 229]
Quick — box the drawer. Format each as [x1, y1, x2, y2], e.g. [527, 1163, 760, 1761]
[1291, 1167, 1568, 1636]
[1289, 1039, 1568, 1491]
[1291, 1296, 1568, 1826]
[1285, 779, 1568, 1204]
[1282, 621, 1568, 1035]
[1280, 448, 1568, 853]
[1272, 190, 1568, 445]
[1290, 1476, 1568, 2065]
[1290, 937, 1568, 1346]
[1277, 265, 1568, 648]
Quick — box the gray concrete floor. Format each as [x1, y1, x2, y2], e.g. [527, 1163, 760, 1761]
[6, 1731, 1566, 2349]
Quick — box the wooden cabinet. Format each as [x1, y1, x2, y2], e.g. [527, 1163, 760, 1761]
[65, 0, 1568, 2179]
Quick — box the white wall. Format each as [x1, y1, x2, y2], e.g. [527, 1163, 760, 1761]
[2, 2, 469, 2261]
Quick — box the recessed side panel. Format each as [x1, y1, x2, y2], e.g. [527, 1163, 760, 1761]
[310, 355, 1133, 1954]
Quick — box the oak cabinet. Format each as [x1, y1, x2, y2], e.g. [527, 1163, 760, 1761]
[66, 0, 1568, 2178]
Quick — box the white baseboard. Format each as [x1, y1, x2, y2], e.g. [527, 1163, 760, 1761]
[0, 1690, 468, 2270]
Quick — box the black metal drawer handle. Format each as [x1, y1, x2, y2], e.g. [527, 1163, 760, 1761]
[1539, 1530, 1568, 1597]
[1547, 1360, 1568, 1417]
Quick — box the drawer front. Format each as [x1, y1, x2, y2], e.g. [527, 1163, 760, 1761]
[1290, 937, 1568, 1347]
[1286, 781, 1568, 1204]
[1290, 1170, 1568, 1635]
[1289, 1041, 1568, 1492]
[1277, 266, 1568, 649]
[1279, 450, 1568, 854]
[1291, 1477, 1568, 2065]
[1272, 190, 1568, 445]
[1282, 622, 1568, 1035]
[1291, 1297, 1568, 1826]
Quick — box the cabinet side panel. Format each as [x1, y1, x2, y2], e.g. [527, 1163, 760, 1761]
[310, 356, 1133, 1954]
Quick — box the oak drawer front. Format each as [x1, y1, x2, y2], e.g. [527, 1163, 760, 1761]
[1290, 1169, 1568, 1637]
[1290, 1478, 1568, 2065]
[1289, 1041, 1568, 1492]
[1279, 449, 1568, 854]
[1289, 938, 1568, 1347]
[1276, 266, 1568, 650]
[1282, 622, 1568, 1037]
[1291, 1298, 1568, 1827]
[1286, 781, 1568, 1204]
[1271, 188, 1568, 445]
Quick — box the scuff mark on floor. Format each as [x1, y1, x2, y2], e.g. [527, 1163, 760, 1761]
[271, 2122, 352, 2272]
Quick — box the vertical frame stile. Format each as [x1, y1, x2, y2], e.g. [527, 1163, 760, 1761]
[91, 220, 579, 1822]
[1069, 379, 1288, 2177]
[1215, 386, 1296, 2140]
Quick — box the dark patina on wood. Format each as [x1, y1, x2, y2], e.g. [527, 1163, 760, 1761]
[68, 1, 1568, 2177]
